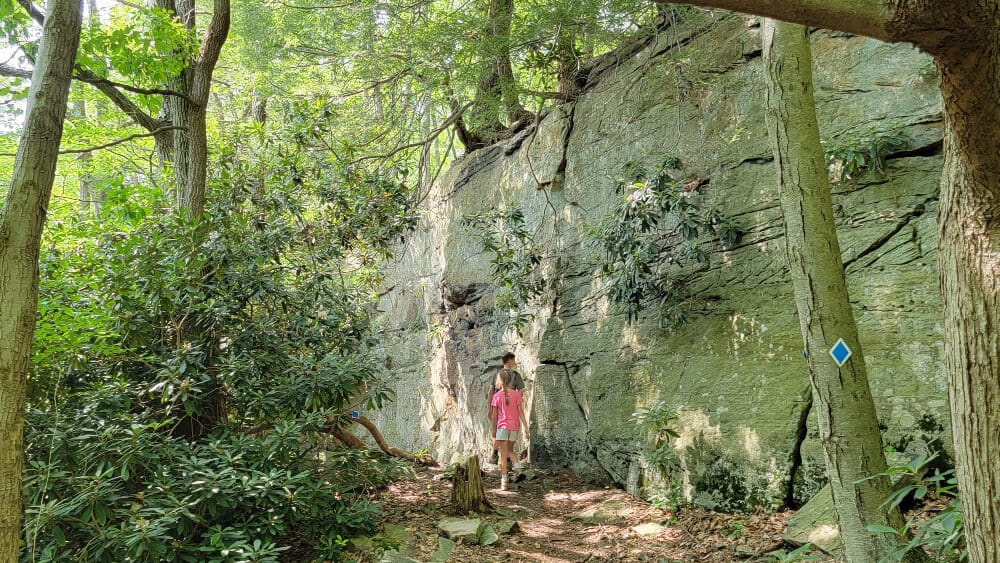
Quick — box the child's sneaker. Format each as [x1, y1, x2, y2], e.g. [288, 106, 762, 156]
[500, 475, 508, 491]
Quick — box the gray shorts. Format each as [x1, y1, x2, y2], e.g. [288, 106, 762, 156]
[496, 428, 519, 441]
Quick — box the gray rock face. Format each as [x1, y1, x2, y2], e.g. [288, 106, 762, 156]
[373, 14, 946, 511]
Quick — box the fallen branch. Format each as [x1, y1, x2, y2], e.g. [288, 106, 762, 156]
[353, 415, 437, 465]
[329, 426, 366, 448]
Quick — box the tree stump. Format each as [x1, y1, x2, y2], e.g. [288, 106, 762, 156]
[449, 455, 493, 514]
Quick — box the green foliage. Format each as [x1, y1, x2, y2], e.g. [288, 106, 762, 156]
[758, 544, 821, 562]
[23, 405, 401, 561]
[0, 0, 32, 112]
[463, 206, 544, 333]
[865, 454, 966, 562]
[76, 6, 197, 90]
[823, 128, 909, 183]
[215, 0, 668, 186]
[0, 0, 31, 48]
[632, 401, 684, 510]
[722, 519, 745, 539]
[24, 108, 418, 560]
[590, 158, 744, 323]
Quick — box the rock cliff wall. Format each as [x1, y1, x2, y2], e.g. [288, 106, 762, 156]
[374, 13, 946, 511]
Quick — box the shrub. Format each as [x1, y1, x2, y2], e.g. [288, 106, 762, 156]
[590, 158, 743, 323]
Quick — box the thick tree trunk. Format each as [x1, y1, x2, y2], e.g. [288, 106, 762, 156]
[761, 20, 916, 562]
[935, 40, 1000, 562]
[554, 27, 581, 100]
[159, 0, 199, 215]
[0, 0, 82, 558]
[492, 0, 528, 126]
[450, 455, 494, 514]
[461, 0, 526, 149]
[148, 0, 228, 217]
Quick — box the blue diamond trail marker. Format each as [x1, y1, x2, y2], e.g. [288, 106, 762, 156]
[351, 410, 360, 420]
[829, 338, 852, 367]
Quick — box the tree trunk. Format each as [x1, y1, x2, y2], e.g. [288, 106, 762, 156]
[0, 0, 82, 558]
[158, 0, 201, 215]
[91, 0, 227, 218]
[555, 26, 581, 100]
[70, 99, 98, 217]
[172, 100, 210, 216]
[761, 19, 916, 562]
[461, 0, 526, 149]
[935, 39, 1000, 562]
[450, 455, 494, 514]
[491, 0, 528, 125]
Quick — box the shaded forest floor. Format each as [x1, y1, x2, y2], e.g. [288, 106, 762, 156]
[355, 463, 828, 562]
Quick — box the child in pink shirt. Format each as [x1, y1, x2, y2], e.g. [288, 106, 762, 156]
[490, 369, 529, 490]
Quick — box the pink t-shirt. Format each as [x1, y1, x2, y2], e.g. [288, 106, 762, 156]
[491, 389, 524, 431]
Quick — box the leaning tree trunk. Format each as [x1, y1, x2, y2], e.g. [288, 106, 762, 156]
[761, 20, 917, 562]
[935, 40, 1000, 562]
[450, 455, 494, 514]
[0, 0, 82, 558]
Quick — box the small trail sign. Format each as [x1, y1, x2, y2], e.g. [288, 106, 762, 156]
[829, 339, 852, 367]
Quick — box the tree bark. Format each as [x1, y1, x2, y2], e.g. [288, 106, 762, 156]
[450, 455, 494, 514]
[935, 35, 1000, 563]
[554, 26, 581, 100]
[761, 19, 917, 562]
[0, 0, 82, 558]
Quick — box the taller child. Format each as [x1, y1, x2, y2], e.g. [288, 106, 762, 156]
[490, 367, 529, 491]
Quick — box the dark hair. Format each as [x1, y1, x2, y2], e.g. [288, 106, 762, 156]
[501, 352, 516, 364]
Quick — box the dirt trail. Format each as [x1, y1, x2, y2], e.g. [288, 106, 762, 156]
[370, 464, 801, 562]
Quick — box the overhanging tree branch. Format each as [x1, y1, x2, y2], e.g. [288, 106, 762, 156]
[2, 126, 186, 156]
[349, 100, 474, 165]
[3, 63, 195, 104]
[0, 64, 32, 79]
[74, 70, 197, 103]
[656, 0, 893, 42]
[77, 68, 163, 132]
[15, 0, 44, 24]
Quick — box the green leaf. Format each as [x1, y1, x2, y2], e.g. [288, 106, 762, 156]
[867, 524, 901, 535]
